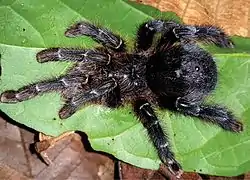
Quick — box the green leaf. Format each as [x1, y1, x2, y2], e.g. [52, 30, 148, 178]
[0, 0, 250, 176]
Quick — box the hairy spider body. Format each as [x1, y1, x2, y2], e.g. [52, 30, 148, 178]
[1, 20, 243, 177]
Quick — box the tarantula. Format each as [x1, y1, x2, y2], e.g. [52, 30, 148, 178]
[0, 19, 243, 177]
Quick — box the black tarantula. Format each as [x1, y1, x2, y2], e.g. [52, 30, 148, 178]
[0, 19, 243, 177]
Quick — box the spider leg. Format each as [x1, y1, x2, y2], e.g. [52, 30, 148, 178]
[176, 97, 243, 132]
[59, 78, 117, 119]
[37, 48, 111, 65]
[136, 19, 233, 50]
[0, 75, 88, 103]
[171, 25, 234, 48]
[134, 99, 183, 177]
[136, 20, 177, 50]
[65, 21, 126, 51]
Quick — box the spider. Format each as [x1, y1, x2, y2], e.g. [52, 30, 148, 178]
[0, 19, 243, 177]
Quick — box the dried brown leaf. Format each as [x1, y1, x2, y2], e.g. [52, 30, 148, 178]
[0, 164, 31, 180]
[0, 117, 114, 180]
[119, 161, 168, 180]
[119, 161, 204, 180]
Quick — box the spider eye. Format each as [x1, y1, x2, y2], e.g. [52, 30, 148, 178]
[195, 66, 200, 71]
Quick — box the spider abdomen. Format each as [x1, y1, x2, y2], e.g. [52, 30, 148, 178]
[146, 43, 217, 100]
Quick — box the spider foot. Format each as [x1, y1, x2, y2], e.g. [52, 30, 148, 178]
[36, 48, 59, 63]
[224, 119, 243, 132]
[163, 157, 183, 178]
[59, 105, 77, 119]
[198, 105, 244, 132]
[64, 21, 93, 38]
[65, 21, 125, 51]
[0, 91, 19, 103]
[158, 142, 183, 177]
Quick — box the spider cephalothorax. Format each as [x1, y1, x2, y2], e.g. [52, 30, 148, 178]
[0, 19, 243, 177]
